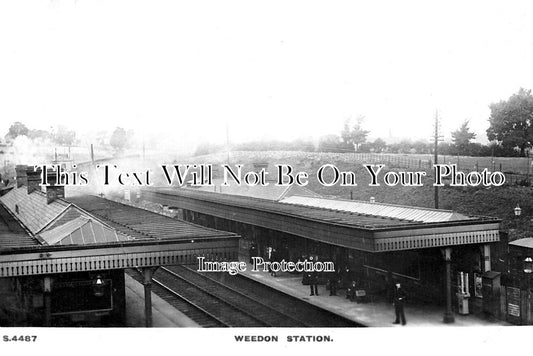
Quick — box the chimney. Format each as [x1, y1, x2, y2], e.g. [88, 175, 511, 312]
[15, 165, 28, 188]
[45, 169, 65, 204]
[26, 167, 42, 194]
[25, 166, 65, 203]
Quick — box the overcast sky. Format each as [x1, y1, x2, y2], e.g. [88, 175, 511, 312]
[1, 0, 533, 147]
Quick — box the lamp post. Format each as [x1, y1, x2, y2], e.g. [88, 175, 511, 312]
[514, 204, 522, 230]
[526, 149, 531, 185]
[524, 257, 532, 325]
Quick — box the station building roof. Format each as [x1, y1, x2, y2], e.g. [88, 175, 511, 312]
[144, 187, 501, 252]
[0, 186, 239, 278]
[39, 216, 131, 245]
[67, 195, 240, 241]
[0, 204, 38, 248]
[0, 186, 133, 246]
[148, 187, 472, 229]
[0, 186, 71, 234]
[279, 196, 470, 223]
[0, 182, 236, 249]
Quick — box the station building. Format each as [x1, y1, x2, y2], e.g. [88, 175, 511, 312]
[142, 186, 504, 322]
[0, 165, 238, 327]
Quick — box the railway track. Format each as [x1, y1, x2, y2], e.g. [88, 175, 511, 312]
[180, 266, 362, 327]
[128, 266, 362, 327]
[126, 269, 226, 327]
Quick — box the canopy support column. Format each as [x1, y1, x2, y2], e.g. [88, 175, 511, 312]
[142, 267, 158, 327]
[442, 247, 455, 324]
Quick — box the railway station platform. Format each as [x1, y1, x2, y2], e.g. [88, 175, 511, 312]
[124, 273, 199, 327]
[241, 270, 510, 327]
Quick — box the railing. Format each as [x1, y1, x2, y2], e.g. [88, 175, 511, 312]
[352, 153, 531, 186]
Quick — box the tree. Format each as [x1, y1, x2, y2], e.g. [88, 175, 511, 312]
[52, 125, 76, 146]
[5, 122, 29, 140]
[411, 140, 431, 154]
[28, 129, 51, 141]
[487, 88, 533, 156]
[109, 127, 130, 153]
[317, 134, 346, 152]
[371, 138, 387, 153]
[391, 140, 414, 154]
[452, 120, 476, 154]
[341, 116, 369, 152]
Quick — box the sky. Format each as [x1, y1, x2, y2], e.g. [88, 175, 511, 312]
[1, 0, 533, 149]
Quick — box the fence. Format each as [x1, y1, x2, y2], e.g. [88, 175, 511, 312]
[352, 153, 531, 186]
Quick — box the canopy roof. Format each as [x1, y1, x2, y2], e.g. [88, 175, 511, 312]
[280, 196, 471, 223]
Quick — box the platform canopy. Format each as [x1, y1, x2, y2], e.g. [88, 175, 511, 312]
[143, 187, 501, 253]
[509, 238, 533, 249]
[279, 196, 470, 223]
[0, 187, 239, 278]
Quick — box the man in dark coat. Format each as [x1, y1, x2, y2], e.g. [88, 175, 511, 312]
[270, 248, 278, 277]
[341, 265, 353, 289]
[392, 283, 407, 325]
[329, 268, 339, 296]
[249, 242, 257, 264]
[310, 271, 319, 296]
[309, 256, 319, 296]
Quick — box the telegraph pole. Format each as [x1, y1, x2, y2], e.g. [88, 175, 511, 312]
[226, 124, 231, 165]
[433, 110, 443, 209]
[433, 110, 454, 323]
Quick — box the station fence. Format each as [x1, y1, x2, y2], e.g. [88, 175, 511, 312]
[352, 153, 531, 186]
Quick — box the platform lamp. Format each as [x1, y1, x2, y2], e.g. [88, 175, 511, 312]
[514, 205, 522, 230]
[93, 275, 105, 297]
[525, 257, 533, 324]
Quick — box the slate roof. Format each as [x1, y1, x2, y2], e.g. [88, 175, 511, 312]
[68, 196, 238, 240]
[0, 204, 38, 248]
[0, 186, 70, 234]
[0, 187, 136, 248]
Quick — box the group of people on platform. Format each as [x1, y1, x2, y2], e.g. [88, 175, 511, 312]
[248, 244, 407, 325]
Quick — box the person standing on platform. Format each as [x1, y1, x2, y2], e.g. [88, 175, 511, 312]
[309, 256, 319, 296]
[392, 283, 407, 325]
[249, 242, 257, 264]
[266, 246, 273, 275]
[270, 248, 278, 277]
[341, 265, 352, 289]
[329, 268, 339, 296]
